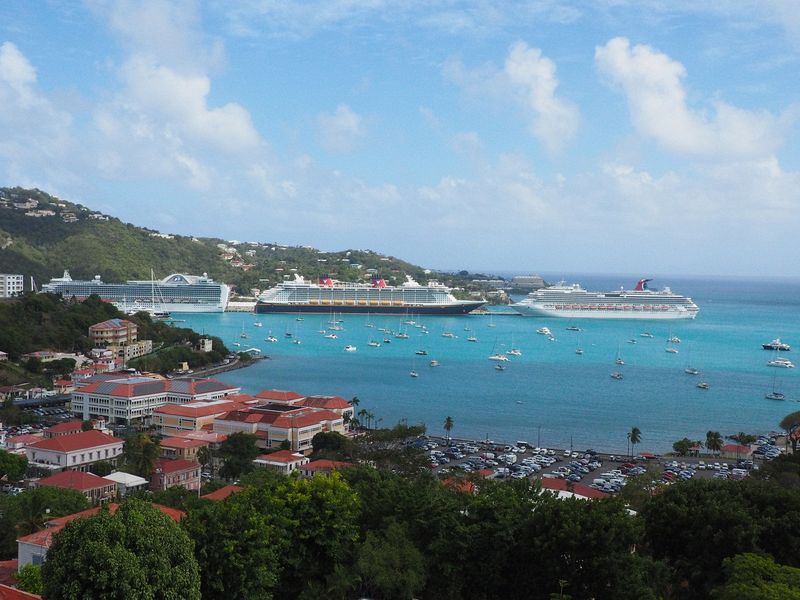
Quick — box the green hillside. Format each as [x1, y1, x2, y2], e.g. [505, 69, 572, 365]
[0, 187, 464, 294]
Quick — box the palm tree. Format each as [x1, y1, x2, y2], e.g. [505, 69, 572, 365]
[351, 396, 360, 409]
[706, 431, 723, 456]
[444, 416, 454, 444]
[198, 445, 213, 476]
[629, 427, 641, 459]
[357, 409, 368, 430]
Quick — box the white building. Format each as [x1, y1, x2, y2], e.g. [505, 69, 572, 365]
[0, 274, 23, 297]
[103, 471, 150, 496]
[25, 430, 124, 472]
[71, 375, 240, 425]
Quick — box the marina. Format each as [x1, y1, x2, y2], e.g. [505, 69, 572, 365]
[179, 275, 800, 455]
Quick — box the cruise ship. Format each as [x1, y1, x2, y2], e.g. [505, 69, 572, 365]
[513, 278, 698, 320]
[255, 275, 485, 315]
[42, 271, 230, 313]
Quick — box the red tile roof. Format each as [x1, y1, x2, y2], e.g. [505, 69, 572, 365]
[299, 395, 351, 410]
[272, 410, 341, 429]
[540, 478, 609, 500]
[255, 389, 304, 401]
[154, 400, 244, 418]
[44, 420, 83, 434]
[160, 437, 208, 449]
[155, 458, 200, 474]
[37, 470, 115, 492]
[303, 459, 352, 472]
[172, 431, 227, 443]
[17, 503, 185, 548]
[201, 485, 242, 501]
[89, 318, 135, 331]
[0, 561, 17, 587]
[721, 444, 752, 454]
[442, 478, 476, 494]
[5, 434, 43, 446]
[255, 450, 306, 463]
[0, 583, 41, 599]
[28, 430, 122, 453]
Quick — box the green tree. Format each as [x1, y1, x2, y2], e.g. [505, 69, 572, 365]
[356, 520, 425, 600]
[81, 420, 94, 431]
[15, 563, 43, 595]
[672, 437, 698, 457]
[444, 416, 454, 443]
[272, 473, 360, 599]
[42, 499, 200, 600]
[123, 433, 161, 478]
[197, 445, 213, 475]
[712, 553, 800, 600]
[89, 460, 113, 477]
[0, 448, 27, 480]
[780, 411, 800, 452]
[151, 486, 203, 512]
[219, 432, 259, 480]
[628, 426, 642, 458]
[706, 431, 724, 456]
[312, 431, 352, 458]
[183, 487, 281, 600]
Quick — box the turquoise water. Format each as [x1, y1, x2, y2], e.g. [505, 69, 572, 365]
[178, 275, 800, 453]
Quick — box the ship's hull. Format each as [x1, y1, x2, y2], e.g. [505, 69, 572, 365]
[514, 304, 697, 320]
[255, 301, 486, 315]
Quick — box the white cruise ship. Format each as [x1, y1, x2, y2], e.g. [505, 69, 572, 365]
[42, 271, 230, 313]
[513, 279, 698, 320]
[255, 275, 485, 315]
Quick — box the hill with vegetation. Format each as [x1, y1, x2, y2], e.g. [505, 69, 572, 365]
[0, 293, 229, 388]
[0, 187, 489, 296]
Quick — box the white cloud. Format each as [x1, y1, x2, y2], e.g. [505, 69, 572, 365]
[595, 36, 794, 159]
[504, 42, 579, 153]
[317, 104, 366, 153]
[0, 42, 75, 187]
[444, 41, 578, 153]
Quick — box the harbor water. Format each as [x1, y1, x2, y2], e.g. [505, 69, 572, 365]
[179, 274, 800, 453]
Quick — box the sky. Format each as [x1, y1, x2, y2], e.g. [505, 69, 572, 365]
[1, 1, 799, 277]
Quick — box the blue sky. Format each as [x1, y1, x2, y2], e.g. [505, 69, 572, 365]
[1, 1, 799, 276]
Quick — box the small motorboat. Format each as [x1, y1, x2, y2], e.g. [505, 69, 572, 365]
[368, 341, 380, 348]
[495, 364, 506, 371]
[697, 382, 710, 390]
[429, 359, 440, 367]
[344, 345, 357, 353]
[610, 372, 623, 380]
[265, 335, 278, 343]
[685, 367, 699, 375]
[415, 350, 428, 355]
[409, 370, 419, 378]
[537, 327, 551, 336]
[768, 357, 795, 368]
[324, 333, 338, 340]
[467, 336, 478, 342]
[507, 348, 522, 356]
[640, 332, 654, 338]
[763, 338, 791, 351]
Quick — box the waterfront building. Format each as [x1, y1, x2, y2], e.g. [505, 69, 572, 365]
[151, 396, 256, 434]
[253, 390, 354, 420]
[252, 449, 309, 475]
[150, 458, 201, 493]
[0, 274, 23, 298]
[70, 376, 241, 425]
[213, 404, 345, 454]
[25, 430, 124, 472]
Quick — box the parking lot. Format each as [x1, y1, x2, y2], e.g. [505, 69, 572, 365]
[414, 433, 785, 495]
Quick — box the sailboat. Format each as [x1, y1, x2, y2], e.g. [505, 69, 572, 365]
[410, 355, 419, 378]
[614, 346, 625, 366]
[665, 337, 679, 354]
[487, 314, 496, 328]
[766, 373, 785, 400]
[506, 334, 522, 356]
[575, 335, 584, 355]
[684, 346, 698, 374]
[265, 330, 278, 343]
